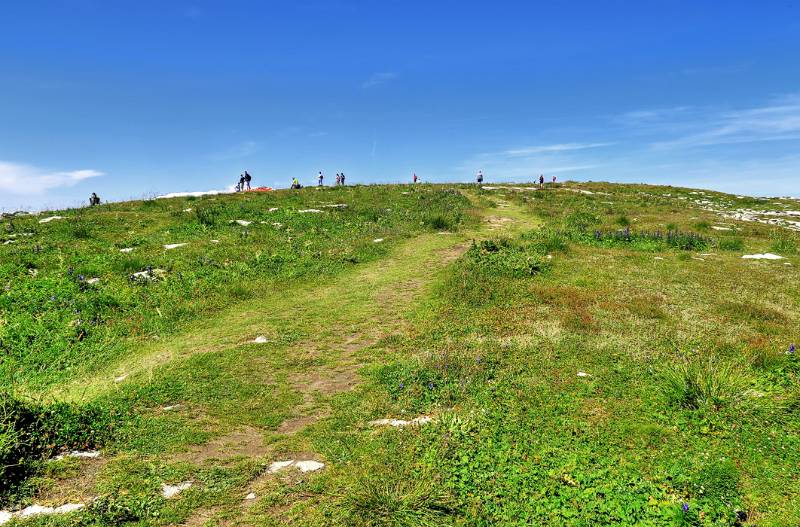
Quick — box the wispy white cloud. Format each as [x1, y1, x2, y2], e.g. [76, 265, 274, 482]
[620, 94, 800, 149]
[0, 161, 103, 195]
[362, 72, 398, 89]
[208, 140, 259, 161]
[503, 142, 614, 156]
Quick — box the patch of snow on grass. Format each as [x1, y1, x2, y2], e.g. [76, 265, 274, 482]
[742, 253, 784, 260]
[369, 416, 433, 427]
[298, 209, 322, 213]
[268, 460, 296, 473]
[163, 243, 187, 250]
[253, 336, 269, 344]
[38, 216, 64, 224]
[295, 460, 325, 472]
[233, 220, 252, 226]
[577, 371, 592, 377]
[119, 247, 134, 253]
[55, 450, 100, 460]
[161, 481, 193, 498]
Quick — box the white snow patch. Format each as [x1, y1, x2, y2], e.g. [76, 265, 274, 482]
[245, 492, 257, 500]
[0, 511, 11, 524]
[321, 203, 347, 209]
[130, 268, 166, 281]
[114, 374, 128, 382]
[298, 209, 322, 213]
[373, 238, 384, 243]
[163, 243, 187, 250]
[163, 404, 181, 411]
[577, 371, 592, 378]
[157, 189, 234, 199]
[20, 505, 55, 517]
[211, 239, 220, 243]
[183, 208, 193, 212]
[654, 257, 664, 260]
[369, 416, 433, 427]
[742, 253, 784, 260]
[253, 336, 269, 344]
[54, 504, 85, 514]
[295, 460, 325, 472]
[268, 460, 296, 473]
[161, 481, 193, 498]
[86, 277, 100, 284]
[711, 226, 732, 231]
[39, 216, 64, 224]
[267, 459, 325, 474]
[3, 240, 15, 245]
[55, 450, 100, 460]
[269, 207, 278, 212]
[119, 247, 134, 253]
[233, 220, 252, 226]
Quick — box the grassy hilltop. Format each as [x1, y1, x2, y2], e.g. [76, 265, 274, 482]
[0, 182, 798, 526]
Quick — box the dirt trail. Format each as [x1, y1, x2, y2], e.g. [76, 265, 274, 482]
[53, 190, 538, 526]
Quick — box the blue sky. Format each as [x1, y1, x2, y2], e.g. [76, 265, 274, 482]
[2, 1, 799, 211]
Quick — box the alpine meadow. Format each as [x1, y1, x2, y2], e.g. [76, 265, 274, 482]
[1, 182, 798, 526]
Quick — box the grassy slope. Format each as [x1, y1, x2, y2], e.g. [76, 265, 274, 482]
[2, 183, 799, 526]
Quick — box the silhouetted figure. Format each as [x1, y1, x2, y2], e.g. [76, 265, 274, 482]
[291, 177, 301, 189]
[340, 172, 346, 185]
[244, 171, 252, 190]
[476, 170, 483, 184]
[89, 193, 100, 206]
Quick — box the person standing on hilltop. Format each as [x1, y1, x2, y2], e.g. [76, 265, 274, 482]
[244, 171, 252, 190]
[539, 174, 545, 188]
[238, 174, 245, 192]
[318, 172, 324, 186]
[335, 173, 341, 186]
[89, 193, 100, 206]
[291, 177, 301, 189]
[340, 172, 346, 185]
[477, 170, 484, 184]
[413, 173, 418, 184]
[552, 175, 557, 185]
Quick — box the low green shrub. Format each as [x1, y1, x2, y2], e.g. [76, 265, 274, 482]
[0, 393, 124, 504]
[465, 239, 550, 278]
[769, 229, 798, 254]
[717, 237, 745, 251]
[659, 357, 744, 410]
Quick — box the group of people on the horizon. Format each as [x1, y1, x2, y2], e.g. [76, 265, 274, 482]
[301, 171, 346, 188]
[236, 171, 252, 192]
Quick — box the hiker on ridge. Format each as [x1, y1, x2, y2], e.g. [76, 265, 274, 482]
[291, 177, 301, 189]
[335, 173, 341, 186]
[89, 193, 100, 206]
[244, 171, 252, 190]
[552, 175, 557, 184]
[318, 171, 324, 186]
[477, 170, 484, 184]
[238, 174, 246, 192]
[340, 172, 346, 185]
[539, 174, 545, 188]
[413, 173, 418, 184]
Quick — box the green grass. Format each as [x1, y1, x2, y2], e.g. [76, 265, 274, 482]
[1, 182, 798, 526]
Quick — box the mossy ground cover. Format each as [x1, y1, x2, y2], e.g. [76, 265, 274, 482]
[1, 183, 798, 526]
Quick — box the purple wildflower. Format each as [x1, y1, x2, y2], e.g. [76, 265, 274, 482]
[399, 382, 404, 389]
[682, 503, 689, 513]
[78, 275, 85, 281]
[428, 382, 434, 390]
[790, 343, 796, 354]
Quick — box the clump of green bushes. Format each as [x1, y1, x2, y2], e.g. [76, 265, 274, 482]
[0, 393, 124, 504]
